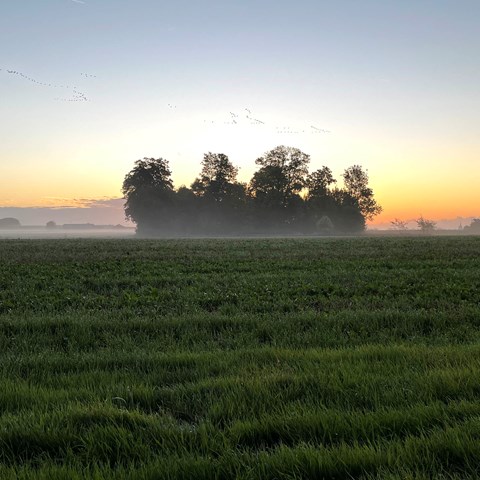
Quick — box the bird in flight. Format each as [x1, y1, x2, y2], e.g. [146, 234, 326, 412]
[247, 116, 265, 125]
[311, 126, 331, 133]
[1, 67, 93, 103]
[5, 69, 72, 89]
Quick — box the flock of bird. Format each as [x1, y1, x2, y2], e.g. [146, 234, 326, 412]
[1, 67, 330, 134]
[0, 67, 95, 103]
[214, 109, 265, 126]
[199, 107, 330, 134]
[55, 89, 89, 103]
[1, 68, 72, 89]
[4, 1, 331, 135]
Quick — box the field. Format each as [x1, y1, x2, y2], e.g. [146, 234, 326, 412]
[0, 237, 480, 479]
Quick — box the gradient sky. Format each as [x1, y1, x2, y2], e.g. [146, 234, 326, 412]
[1, 0, 479, 225]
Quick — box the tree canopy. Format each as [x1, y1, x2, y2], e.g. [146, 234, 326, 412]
[342, 165, 383, 221]
[464, 219, 480, 232]
[122, 157, 175, 233]
[416, 216, 436, 233]
[191, 152, 239, 202]
[253, 146, 310, 206]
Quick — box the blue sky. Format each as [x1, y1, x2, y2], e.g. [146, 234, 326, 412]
[1, 0, 480, 224]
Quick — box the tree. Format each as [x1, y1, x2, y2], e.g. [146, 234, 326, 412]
[191, 153, 238, 202]
[416, 216, 436, 233]
[253, 146, 310, 207]
[306, 166, 336, 199]
[249, 165, 290, 230]
[342, 165, 382, 221]
[390, 218, 408, 230]
[122, 157, 175, 232]
[249, 165, 288, 208]
[330, 188, 366, 233]
[190, 153, 247, 233]
[0, 218, 21, 229]
[464, 219, 480, 233]
[173, 186, 198, 233]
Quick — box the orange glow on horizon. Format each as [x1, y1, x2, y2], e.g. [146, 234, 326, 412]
[1, 140, 479, 226]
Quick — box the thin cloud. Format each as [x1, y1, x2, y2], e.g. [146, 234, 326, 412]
[72, 197, 125, 208]
[38, 197, 123, 209]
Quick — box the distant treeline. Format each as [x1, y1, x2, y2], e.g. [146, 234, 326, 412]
[122, 146, 382, 235]
[464, 219, 480, 232]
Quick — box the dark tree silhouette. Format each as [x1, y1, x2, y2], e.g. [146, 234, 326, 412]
[173, 186, 198, 233]
[304, 167, 367, 234]
[250, 165, 287, 207]
[191, 153, 238, 202]
[464, 219, 480, 232]
[122, 157, 175, 233]
[190, 153, 248, 233]
[249, 146, 310, 230]
[0, 218, 21, 229]
[390, 218, 408, 230]
[306, 166, 336, 199]
[342, 165, 382, 221]
[416, 216, 436, 233]
[330, 188, 366, 233]
[253, 146, 310, 206]
[121, 148, 381, 236]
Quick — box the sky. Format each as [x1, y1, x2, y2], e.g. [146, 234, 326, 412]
[1, 0, 479, 226]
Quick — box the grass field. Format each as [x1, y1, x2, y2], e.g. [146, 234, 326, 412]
[0, 236, 480, 479]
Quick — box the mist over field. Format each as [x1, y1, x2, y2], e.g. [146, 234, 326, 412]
[0, 206, 476, 234]
[0, 198, 129, 227]
[0, 228, 134, 240]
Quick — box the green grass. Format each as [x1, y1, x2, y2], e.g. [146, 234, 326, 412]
[0, 236, 480, 478]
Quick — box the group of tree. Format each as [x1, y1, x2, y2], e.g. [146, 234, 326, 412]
[464, 219, 480, 233]
[390, 216, 437, 233]
[391, 217, 480, 234]
[122, 146, 382, 235]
